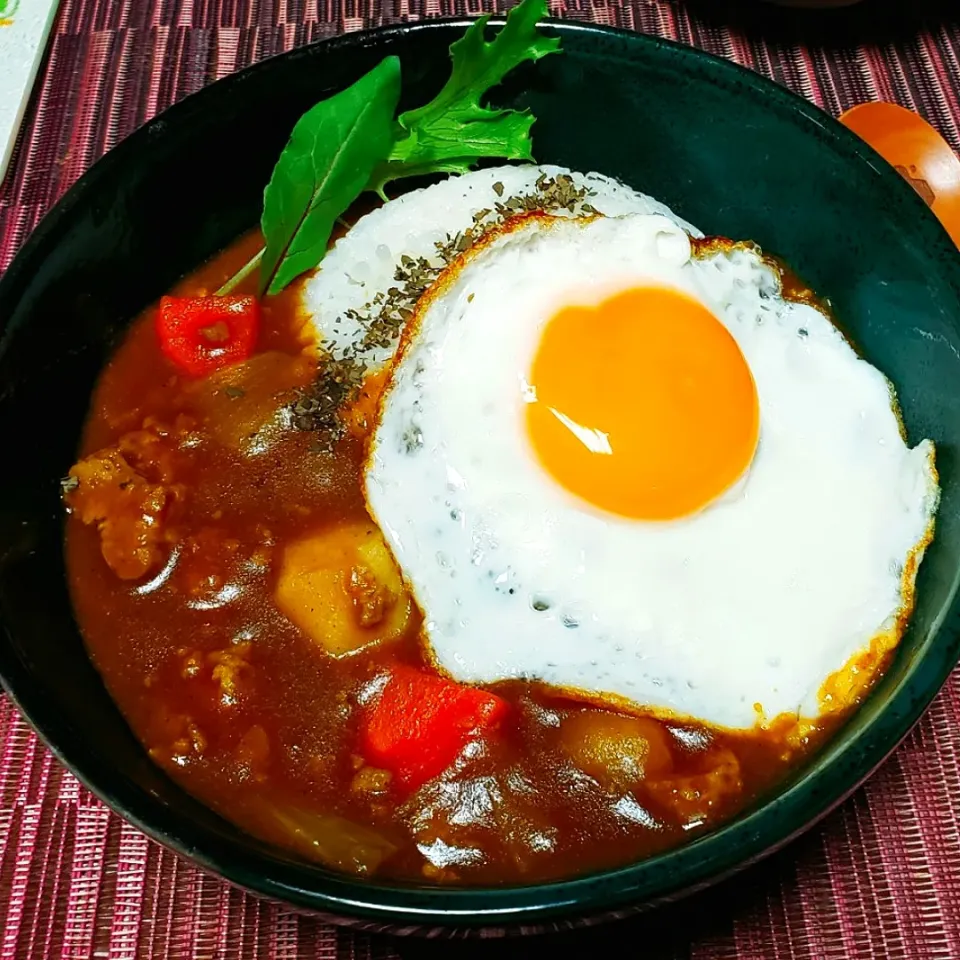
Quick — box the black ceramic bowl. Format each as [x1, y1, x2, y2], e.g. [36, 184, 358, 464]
[1, 19, 960, 936]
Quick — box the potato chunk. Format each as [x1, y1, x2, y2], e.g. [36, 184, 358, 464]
[559, 710, 674, 792]
[275, 522, 411, 656]
[645, 748, 743, 825]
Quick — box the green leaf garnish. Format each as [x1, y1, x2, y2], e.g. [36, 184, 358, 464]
[369, 0, 560, 194]
[258, 56, 402, 297]
[242, 0, 559, 297]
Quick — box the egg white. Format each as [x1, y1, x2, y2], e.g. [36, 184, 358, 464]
[300, 164, 699, 367]
[364, 211, 939, 730]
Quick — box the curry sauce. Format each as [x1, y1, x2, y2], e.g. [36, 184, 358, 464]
[64, 233, 841, 884]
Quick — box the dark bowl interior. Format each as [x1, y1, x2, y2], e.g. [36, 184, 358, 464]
[1, 19, 960, 934]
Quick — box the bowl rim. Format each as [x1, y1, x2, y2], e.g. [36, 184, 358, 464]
[2, 16, 960, 930]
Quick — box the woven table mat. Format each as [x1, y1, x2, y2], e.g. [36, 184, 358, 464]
[2, 0, 960, 957]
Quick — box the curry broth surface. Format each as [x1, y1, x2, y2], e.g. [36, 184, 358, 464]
[66, 232, 838, 885]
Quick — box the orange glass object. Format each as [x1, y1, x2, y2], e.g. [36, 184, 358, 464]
[840, 101, 960, 247]
[526, 286, 760, 521]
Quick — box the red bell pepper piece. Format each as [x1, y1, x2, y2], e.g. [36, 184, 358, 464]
[156, 295, 260, 377]
[360, 666, 508, 792]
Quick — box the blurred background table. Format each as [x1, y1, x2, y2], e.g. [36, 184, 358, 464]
[2, 1, 960, 957]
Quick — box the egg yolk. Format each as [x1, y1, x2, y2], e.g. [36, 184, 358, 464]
[526, 286, 760, 520]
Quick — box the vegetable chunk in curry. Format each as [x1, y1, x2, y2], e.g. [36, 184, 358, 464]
[64, 233, 836, 885]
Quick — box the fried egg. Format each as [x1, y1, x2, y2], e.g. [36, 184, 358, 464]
[364, 210, 939, 730]
[301, 165, 699, 367]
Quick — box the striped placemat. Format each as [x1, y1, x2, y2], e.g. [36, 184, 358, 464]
[2, 1, 960, 957]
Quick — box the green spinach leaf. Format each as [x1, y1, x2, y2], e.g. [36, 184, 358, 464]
[259, 55, 401, 296]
